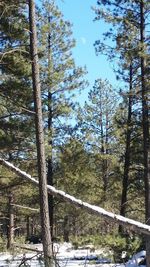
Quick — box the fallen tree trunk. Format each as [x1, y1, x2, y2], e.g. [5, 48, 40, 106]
[0, 158, 150, 236]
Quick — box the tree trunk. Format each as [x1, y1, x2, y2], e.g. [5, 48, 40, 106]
[29, 0, 53, 266]
[47, 154, 53, 239]
[99, 91, 107, 194]
[26, 216, 30, 239]
[104, 92, 109, 195]
[7, 193, 14, 249]
[47, 151, 53, 241]
[140, 1, 150, 266]
[47, 69, 53, 240]
[63, 215, 69, 242]
[47, 14, 54, 240]
[119, 63, 133, 234]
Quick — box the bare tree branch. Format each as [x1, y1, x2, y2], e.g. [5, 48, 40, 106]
[11, 203, 39, 211]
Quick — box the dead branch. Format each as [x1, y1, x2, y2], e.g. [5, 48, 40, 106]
[13, 243, 43, 253]
[11, 203, 39, 212]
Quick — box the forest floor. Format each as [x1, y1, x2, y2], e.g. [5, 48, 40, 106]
[0, 242, 145, 267]
[0, 242, 114, 267]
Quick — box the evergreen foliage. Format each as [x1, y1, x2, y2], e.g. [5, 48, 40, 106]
[0, 0, 149, 260]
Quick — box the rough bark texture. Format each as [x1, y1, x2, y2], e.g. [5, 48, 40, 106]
[29, 0, 53, 266]
[1, 158, 150, 237]
[140, 1, 150, 266]
[119, 64, 133, 234]
[7, 193, 14, 249]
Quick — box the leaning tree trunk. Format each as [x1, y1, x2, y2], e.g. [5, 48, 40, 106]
[29, 0, 53, 266]
[2, 158, 150, 236]
[140, 1, 150, 266]
[119, 63, 133, 234]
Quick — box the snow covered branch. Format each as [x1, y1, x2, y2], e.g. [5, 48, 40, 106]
[0, 157, 150, 236]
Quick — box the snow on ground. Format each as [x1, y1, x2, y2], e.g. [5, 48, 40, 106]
[0, 242, 146, 267]
[0, 242, 110, 267]
[54, 242, 98, 258]
[125, 250, 146, 267]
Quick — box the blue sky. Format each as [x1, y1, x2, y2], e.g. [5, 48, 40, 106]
[57, 0, 119, 104]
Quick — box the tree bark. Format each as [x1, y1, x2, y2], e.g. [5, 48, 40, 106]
[26, 216, 30, 240]
[63, 215, 69, 242]
[47, 139, 54, 239]
[47, 14, 54, 240]
[7, 192, 14, 249]
[29, 0, 53, 266]
[119, 63, 133, 234]
[1, 158, 150, 236]
[140, 1, 150, 266]
[47, 62, 54, 240]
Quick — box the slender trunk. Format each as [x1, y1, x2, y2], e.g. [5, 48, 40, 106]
[140, 1, 150, 266]
[104, 95, 109, 193]
[47, 142, 53, 239]
[47, 106, 53, 239]
[29, 1, 53, 266]
[119, 63, 133, 234]
[63, 215, 69, 242]
[31, 218, 35, 235]
[7, 193, 14, 249]
[100, 93, 106, 194]
[47, 16, 54, 239]
[26, 216, 30, 239]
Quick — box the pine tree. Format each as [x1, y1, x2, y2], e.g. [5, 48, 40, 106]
[55, 138, 102, 240]
[29, 0, 53, 265]
[94, 0, 150, 261]
[112, 12, 141, 233]
[38, 0, 88, 237]
[0, 0, 38, 247]
[0, 0, 35, 161]
[77, 79, 119, 203]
